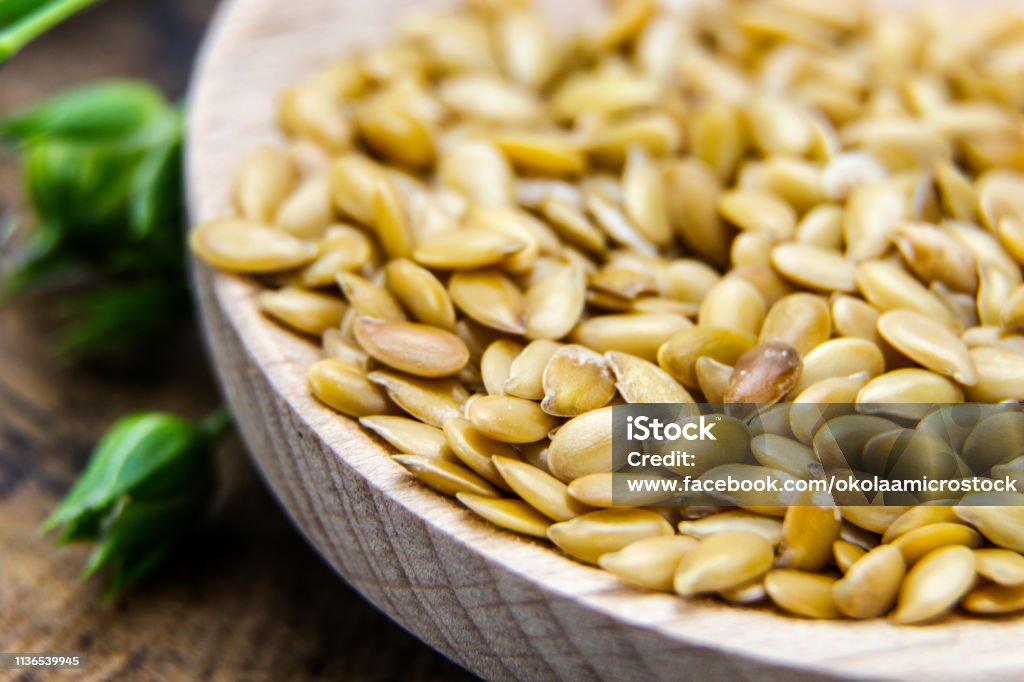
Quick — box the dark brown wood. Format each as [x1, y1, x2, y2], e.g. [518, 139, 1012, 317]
[0, 2, 472, 679]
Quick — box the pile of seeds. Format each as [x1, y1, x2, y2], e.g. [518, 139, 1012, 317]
[192, 0, 1024, 623]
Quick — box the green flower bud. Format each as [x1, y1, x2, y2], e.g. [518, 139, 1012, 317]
[43, 410, 230, 598]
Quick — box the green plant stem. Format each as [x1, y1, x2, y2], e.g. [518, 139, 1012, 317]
[0, 0, 105, 64]
[200, 409, 233, 442]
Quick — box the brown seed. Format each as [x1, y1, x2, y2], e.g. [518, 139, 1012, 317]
[882, 506, 963, 544]
[587, 112, 682, 166]
[1003, 284, 1024, 332]
[496, 9, 558, 90]
[844, 181, 908, 262]
[492, 455, 593, 522]
[568, 471, 675, 508]
[771, 243, 858, 293]
[457, 493, 551, 539]
[297, 225, 374, 287]
[718, 189, 796, 240]
[674, 531, 775, 595]
[833, 541, 868, 574]
[962, 582, 1024, 615]
[965, 347, 1024, 402]
[856, 369, 964, 412]
[384, 259, 456, 331]
[276, 174, 334, 239]
[677, 511, 783, 545]
[657, 327, 757, 389]
[856, 260, 958, 327]
[356, 94, 436, 170]
[663, 159, 731, 267]
[359, 415, 454, 462]
[961, 411, 1024, 474]
[525, 263, 587, 340]
[367, 370, 468, 427]
[259, 287, 347, 336]
[792, 338, 884, 394]
[759, 294, 832, 356]
[494, 132, 587, 176]
[731, 231, 774, 269]
[833, 545, 905, 619]
[467, 395, 558, 444]
[322, 328, 370, 369]
[998, 217, 1024, 265]
[541, 197, 607, 254]
[891, 545, 976, 624]
[778, 506, 841, 572]
[974, 549, 1024, 587]
[605, 351, 694, 403]
[371, 178, 415, 260]
[698, 278, 766, 337]
[598, 536, 698, 592]
[190, 219, 318, 273]
[413, 229, 526, 270]
[505, 340, 563, 400]
[449, 270, 527, 334]
[954, 496, 1024, 553]
[329, 155, 385, 225]
[440, 74, 544, 126]
[691, 103, 747, 184]
[337, 272, 407, 321]
[551, 70, 660, 122]
[573, 313, 693, 362]
[438, 139, 514, 207]
[796, 204, 844, 250]
[719, 580, 768, 605]
[765, 570, 842, 620]
[354, 317, 469, 377]
[541, 345, 616, 417]
[891, 523, 984, 566]
[392, 455, 499, 498]
[747, 96, 814, 157]
[279, 84, 353, 154]
[877, 310, 977, 384]
[480, 339, 523, 396]
[309, 359, 394, 418]
[725, 342, 803, 405]
[840, 505, 909, 535]
[695, 356, 734, 404]
[548, 509, 674, 565]
[547, 407, 614, 483]
[892, 223, 978, 294]
[831, 295, 882, 342]
[443, 418, 519, 488]
[234, 147, 298, 223]
[623, 147, 673, 246]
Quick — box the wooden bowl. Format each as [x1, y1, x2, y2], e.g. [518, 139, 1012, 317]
[186, 1, 1024, 679]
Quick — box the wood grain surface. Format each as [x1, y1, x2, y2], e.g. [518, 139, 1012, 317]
[188, 1, 1024, 681]
[0, 2, 472, 680]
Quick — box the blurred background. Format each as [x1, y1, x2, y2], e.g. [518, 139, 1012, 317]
[0, 1, 473, 679]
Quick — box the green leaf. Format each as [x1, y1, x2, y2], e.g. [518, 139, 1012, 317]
[81, 488, 209, 580]
[0, 0, 106, 65]
[1, 80, 164, 142]
[0, 0, 46, 26]
[5, 87, 187, 300]
[43, 409, 228, 599]
[129, 108, 184, 239]
[57, 279, 191, 361]
[42, 412, 208, 536]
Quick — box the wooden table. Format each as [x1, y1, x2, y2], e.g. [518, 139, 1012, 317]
[0, 1, 473, 679]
